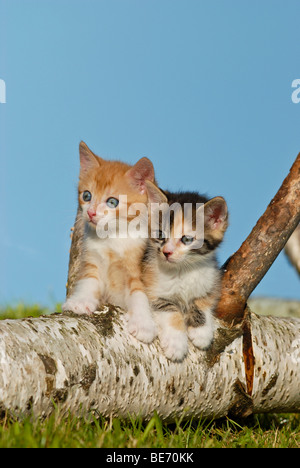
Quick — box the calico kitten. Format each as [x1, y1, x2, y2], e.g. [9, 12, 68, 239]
[62, 141, 158, 343]
[142, 181, 228, 362]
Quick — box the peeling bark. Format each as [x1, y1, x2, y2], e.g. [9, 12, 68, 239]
[0, 306, 299, 420]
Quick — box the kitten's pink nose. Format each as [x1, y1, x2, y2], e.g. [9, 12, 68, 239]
[87, 208, 96, 220]
[163, 250, 173, 259]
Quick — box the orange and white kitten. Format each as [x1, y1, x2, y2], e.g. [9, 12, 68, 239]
[62, 141, 157, 343]
[142, 181, 228, 361]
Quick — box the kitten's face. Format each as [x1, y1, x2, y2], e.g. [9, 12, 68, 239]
[153, 209, 202, 265]
[78, 142, 154, 232]
[145, 181, 228, 268]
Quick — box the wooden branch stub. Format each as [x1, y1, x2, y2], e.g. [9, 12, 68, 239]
[66, 206, 84, 298]
[216, 153, 300, 324]
[285, 223, 300, 276]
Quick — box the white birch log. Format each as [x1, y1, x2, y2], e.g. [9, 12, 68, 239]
[0, 306, 299, 420]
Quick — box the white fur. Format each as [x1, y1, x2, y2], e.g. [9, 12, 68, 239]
[152, 253, 217, 303]
[148, 253, 217, 359]
[68, 231, 147, 310]
[154, 311, 188, 361]
[86, 229, 145, 259]
[187, 309, 215, 349]
[62, 278, 100, 315]
[126, 290, 157, 343]
[63, 230, 158, 343]
[159, 329, 188, 362]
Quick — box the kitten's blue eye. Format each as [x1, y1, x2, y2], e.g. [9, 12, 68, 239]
[181, 235, 194, 245]
[106, 197, 119, 209]
[82, 191, 92, 202]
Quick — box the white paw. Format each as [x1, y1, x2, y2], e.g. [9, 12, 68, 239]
[159, 330, 188, 362]
[126, 314, 157, 344]
[62, 297, 98, 315]
[187, 325, 214, 350]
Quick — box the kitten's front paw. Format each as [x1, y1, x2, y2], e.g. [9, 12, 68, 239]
[126, 314, 157, 344]
[159, 330, 188, 362]
[187, 326, 214, 350]
[62, 298, 98, 315]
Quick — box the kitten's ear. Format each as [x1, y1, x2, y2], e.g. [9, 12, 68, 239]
[126, 157, 155, 194]
[145, 180, 168, 204]
[203, 197, 228, 235]
[79, 141, 102, 173]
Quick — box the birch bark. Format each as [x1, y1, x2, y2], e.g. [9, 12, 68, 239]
[0, 307, 299, 420]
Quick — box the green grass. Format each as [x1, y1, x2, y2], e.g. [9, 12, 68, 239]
[0, 411, 299, 448]
[0, 303, 61, 320]
[0, 304, 299, 448]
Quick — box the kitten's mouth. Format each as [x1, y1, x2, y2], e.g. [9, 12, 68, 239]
[163, 255, 176, 264]
[88, 218, 98, 226]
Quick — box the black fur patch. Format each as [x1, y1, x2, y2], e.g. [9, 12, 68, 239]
[152, 298, 180, 313]
[191, 237, 222, 256]
[165, 190, 209, 206]
[185, 303, 206, 327]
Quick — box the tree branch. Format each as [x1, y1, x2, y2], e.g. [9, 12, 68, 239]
[285, 223, 300, 277]
[66, 207, 84, 298]
[216, 153, 300, 324]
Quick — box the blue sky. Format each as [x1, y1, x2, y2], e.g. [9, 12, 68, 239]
[0, 0, 299, 307]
